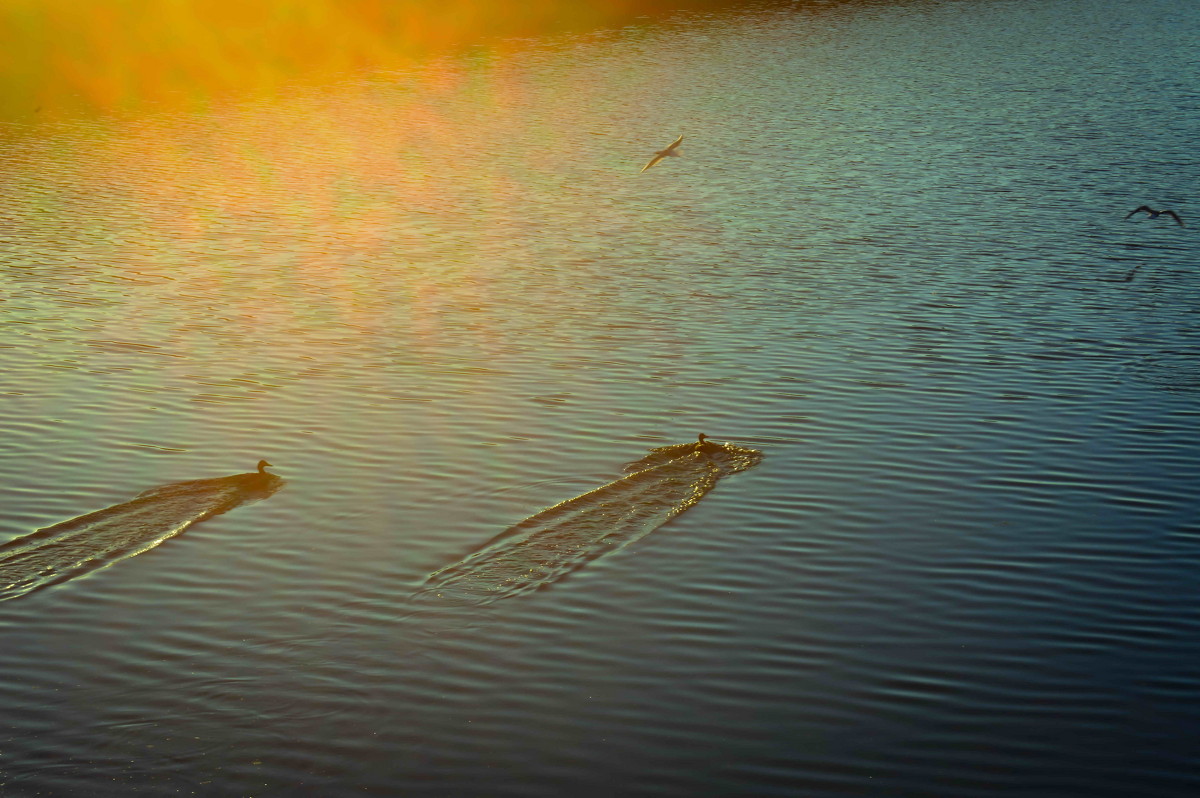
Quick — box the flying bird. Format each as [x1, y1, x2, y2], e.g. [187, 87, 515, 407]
[1125, 205, 1184, 227]
[640, 134, 684, 173]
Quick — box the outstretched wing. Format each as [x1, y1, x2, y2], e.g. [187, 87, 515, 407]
[640, 153, 666, 173]
[664, 134, 684, 152]
[1163, 210, 1185, 227]
[1125, 205, 1154, 220]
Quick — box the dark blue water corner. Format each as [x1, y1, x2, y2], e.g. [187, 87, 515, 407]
[0, 467, 284, 602]
[413, 439, 763, 607]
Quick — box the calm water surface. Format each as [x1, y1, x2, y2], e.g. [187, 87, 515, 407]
[2, 0, 1199, 794]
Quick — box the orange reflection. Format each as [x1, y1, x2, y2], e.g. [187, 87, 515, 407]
[0, 0, 669, 121]
[2, 0, 689, 372]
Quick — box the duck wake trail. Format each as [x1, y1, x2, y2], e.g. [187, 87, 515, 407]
[415, 442, 763, 606]
[0, 472, 283, 602]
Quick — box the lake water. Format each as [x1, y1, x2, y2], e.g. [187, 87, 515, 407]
[2, 0, 1199, 794]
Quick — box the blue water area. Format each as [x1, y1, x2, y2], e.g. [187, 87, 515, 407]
[1, 0, 1198, 795]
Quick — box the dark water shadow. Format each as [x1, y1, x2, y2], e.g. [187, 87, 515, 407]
[1129, 350, 1200, 393]
[0, 470, 283, 602]
[413, 441, 763, 607]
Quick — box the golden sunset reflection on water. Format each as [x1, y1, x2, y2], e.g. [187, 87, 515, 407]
[4, 33, 643, 349]
[1, 0, 687, 121]
[3, 1, 1200, 794]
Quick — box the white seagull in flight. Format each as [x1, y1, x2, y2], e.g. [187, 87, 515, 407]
[640, 134, 684, 173]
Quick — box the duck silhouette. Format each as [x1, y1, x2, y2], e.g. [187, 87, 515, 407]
[228, 459, 278, 492]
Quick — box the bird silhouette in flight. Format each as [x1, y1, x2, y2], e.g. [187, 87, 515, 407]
[1125, 205, 1184, 227]
[641, 134, 684, 173]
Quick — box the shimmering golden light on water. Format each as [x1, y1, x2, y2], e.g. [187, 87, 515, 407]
[0, 0, 669, 120]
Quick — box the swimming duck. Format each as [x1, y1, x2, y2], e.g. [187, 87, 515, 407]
[695, 433, 721, 454]
[641, 134, 684, 173]
[1125, 205, 1184, 227]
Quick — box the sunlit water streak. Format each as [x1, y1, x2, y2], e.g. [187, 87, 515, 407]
[0, 470, 282, 601]
[1, 0, 1199, 796]
[417, 441, 761, 604]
